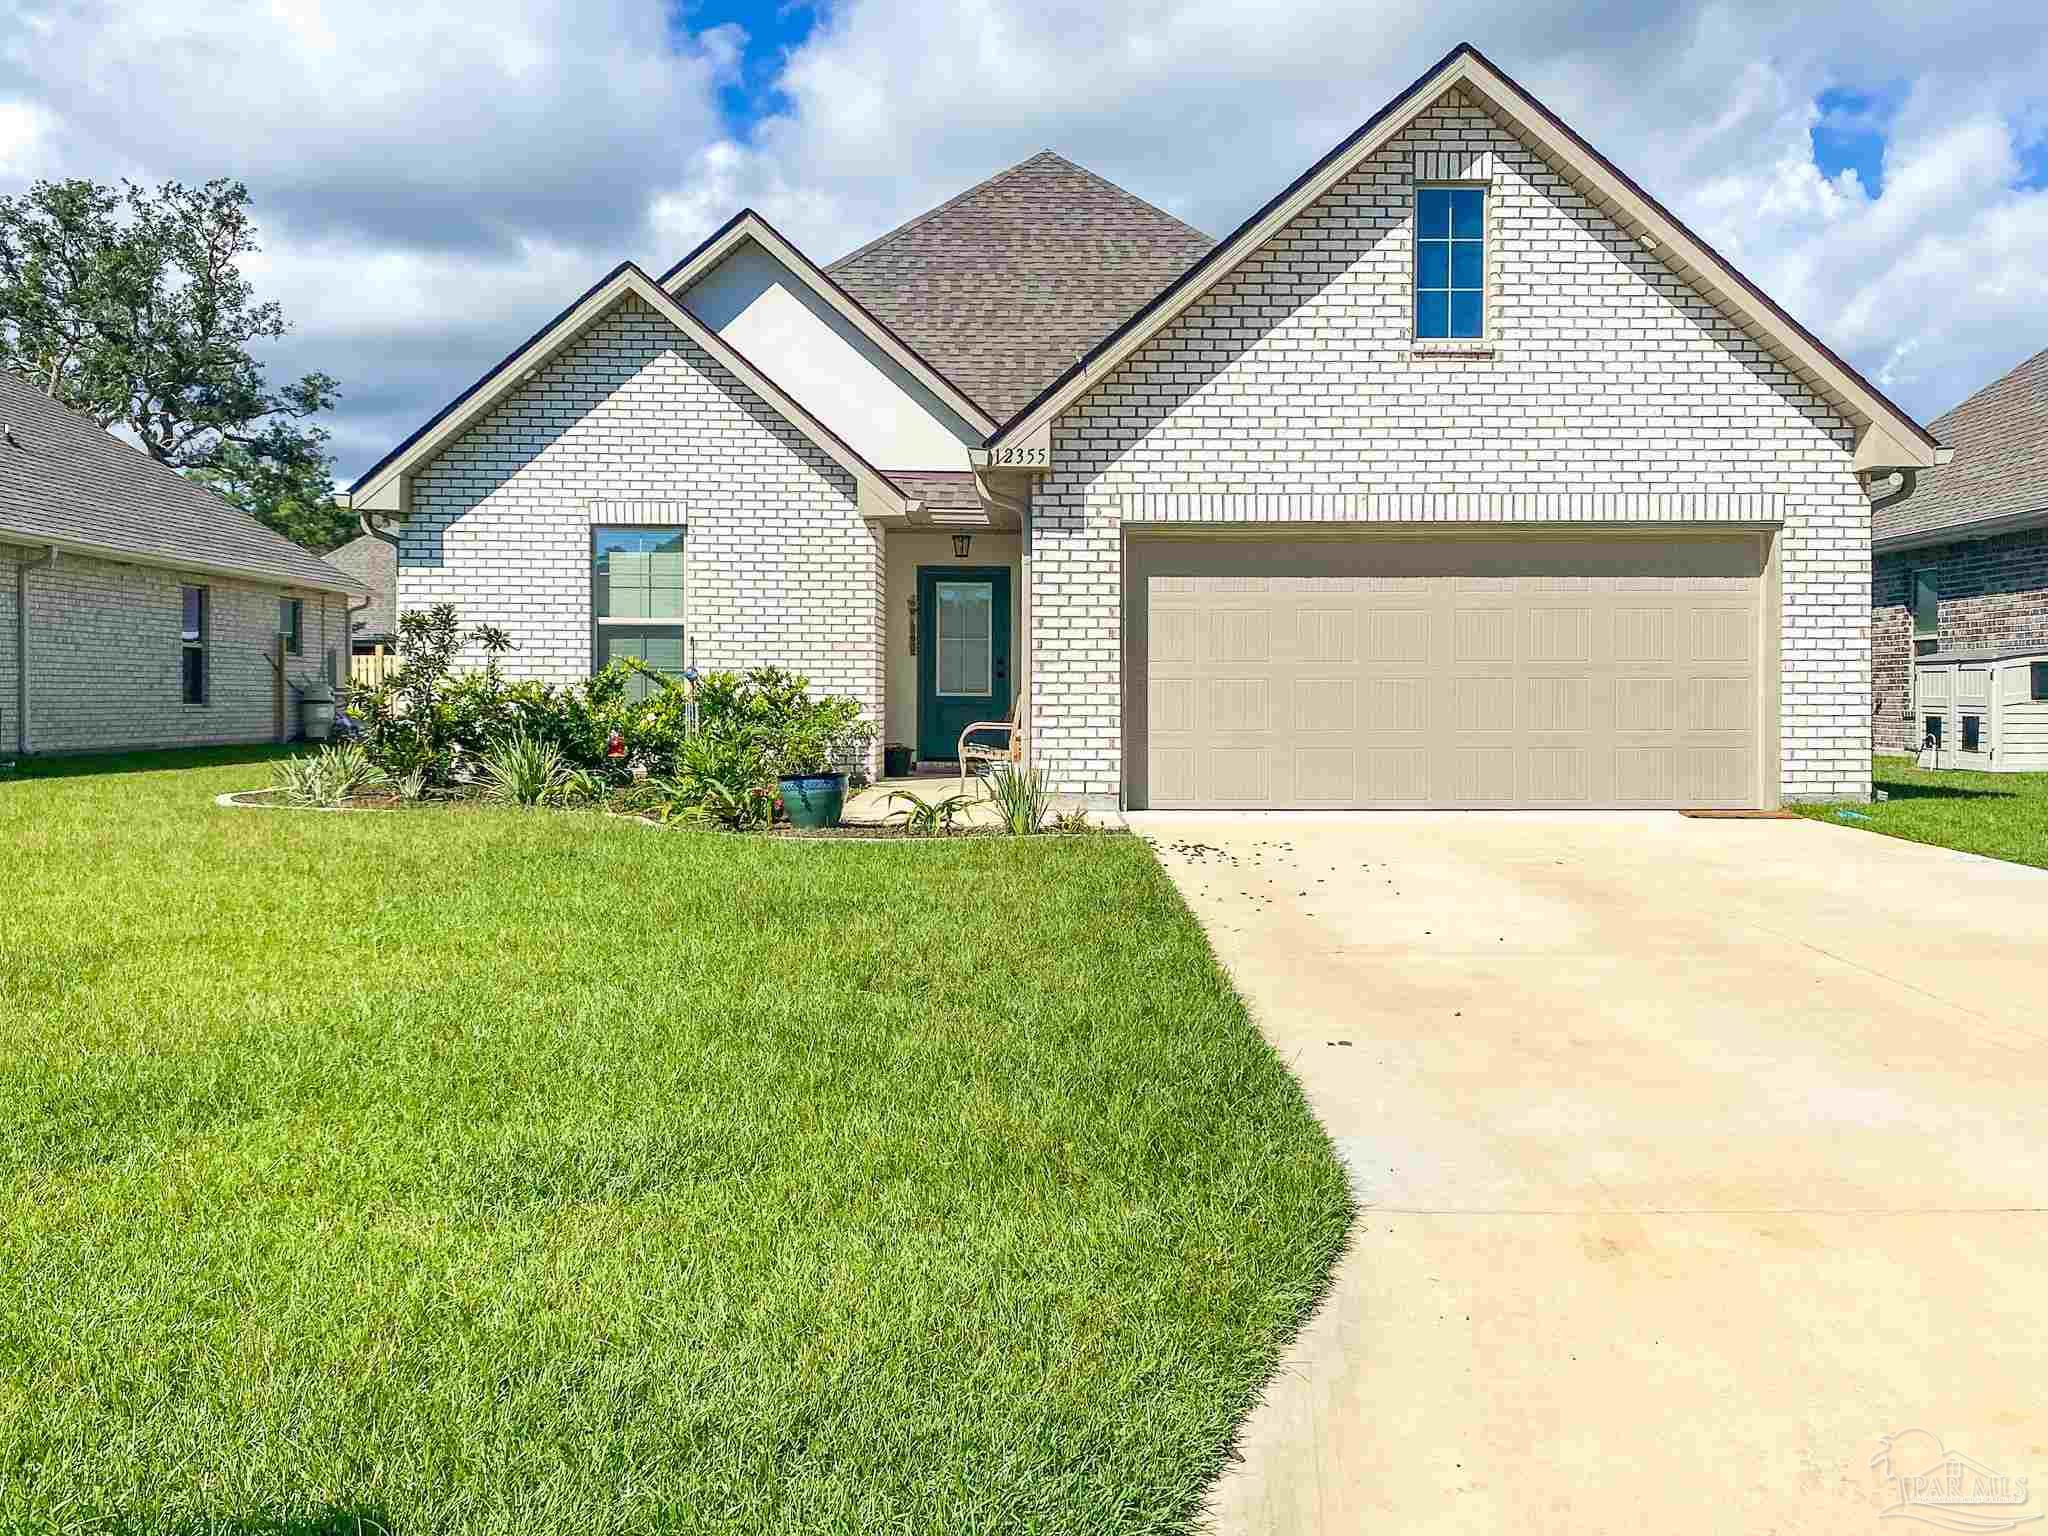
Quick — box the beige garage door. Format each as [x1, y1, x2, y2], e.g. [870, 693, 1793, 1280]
[1128, 533, 1773, 810]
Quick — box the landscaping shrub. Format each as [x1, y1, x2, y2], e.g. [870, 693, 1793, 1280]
[269, 742, 390, 807]
[346, 607, 876, 825]
[985, 760, 1053, 835]
[472, 732, 570, 808]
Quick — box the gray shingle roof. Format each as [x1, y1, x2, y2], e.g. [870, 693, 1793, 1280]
[0, 370, 359, 593]
[322, 533, 397, 639]
[827, 151, 1215, 422]
[1876, 346, 2048, 545]
[891, 471, 983, 513]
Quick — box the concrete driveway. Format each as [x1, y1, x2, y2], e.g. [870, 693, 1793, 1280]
[1138, 812, 2048, 1536]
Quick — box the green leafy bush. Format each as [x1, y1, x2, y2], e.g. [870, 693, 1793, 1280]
[348, 610, 874, 828]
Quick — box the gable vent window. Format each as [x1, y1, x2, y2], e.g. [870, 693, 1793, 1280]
[1415, 185, 1486, 341]
[592, 526, 685, 700]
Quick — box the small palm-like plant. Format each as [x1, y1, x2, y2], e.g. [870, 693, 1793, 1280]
[270, 743, 391, 807]
[984, 761, 1051, 835]
[473, 732, 568, 807]
[886, 790, 973, 837]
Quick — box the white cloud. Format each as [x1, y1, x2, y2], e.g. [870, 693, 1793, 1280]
[0, 0, 2043, 475]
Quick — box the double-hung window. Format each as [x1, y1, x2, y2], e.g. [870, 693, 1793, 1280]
[180, 586, 208, 704]
[592, 526, 685, 699]
[1414, 185, 1486, 341]
[279, 596, 304, 656]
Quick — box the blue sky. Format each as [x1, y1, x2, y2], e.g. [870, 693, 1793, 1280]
[0, 1, 2044, 482]
[671, 0, 812, 129]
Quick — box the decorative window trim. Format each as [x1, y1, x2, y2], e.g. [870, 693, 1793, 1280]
[583, 497, 688, 527]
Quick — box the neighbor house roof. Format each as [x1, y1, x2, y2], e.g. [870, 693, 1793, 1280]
[1875, 346, 2048, 550]
[984, 44, 1943, 476]
[323, 533, 397, 639]
[827, 150, 1216, 422]
[0, 369, 361, 594]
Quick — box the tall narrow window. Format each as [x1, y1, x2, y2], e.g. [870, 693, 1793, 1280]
[1415, 186, 1486, 340]
[181, 586, 208, 704]
[279, 596, 304, 655]
[1913, 573, 1938, 637]
[592, 526, 685, 700]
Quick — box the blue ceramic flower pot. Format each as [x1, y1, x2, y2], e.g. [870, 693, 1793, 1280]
[778, 773, 846, 829]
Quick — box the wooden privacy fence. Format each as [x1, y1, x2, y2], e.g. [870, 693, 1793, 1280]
[349, 650, 399, 689]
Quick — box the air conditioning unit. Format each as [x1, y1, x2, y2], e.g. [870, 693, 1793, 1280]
[1914, 647, 2048, 772]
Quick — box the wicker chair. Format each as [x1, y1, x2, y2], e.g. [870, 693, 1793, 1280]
[959, 686, 1027, 796]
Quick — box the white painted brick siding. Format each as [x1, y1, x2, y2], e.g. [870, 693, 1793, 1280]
[1, 540, 347, 754]
[1029, 94, 1872, 804]
[399, 295, 884, 763]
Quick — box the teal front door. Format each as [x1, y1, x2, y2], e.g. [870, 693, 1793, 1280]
[917, 566, 1011, 762]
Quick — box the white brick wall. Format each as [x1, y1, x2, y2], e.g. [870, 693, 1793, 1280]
[1, 540, 347, 755]
[1029, 93, 1872, 804]
[400, 294, 884, 762]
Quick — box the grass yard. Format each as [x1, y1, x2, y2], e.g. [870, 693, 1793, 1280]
[1791, 754, 2048, 870]
[0, 749, 1350, 1536]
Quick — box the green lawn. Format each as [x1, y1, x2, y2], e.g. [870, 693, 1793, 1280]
[0, 749, 1349, 1536]
[1792, 754, 2048, 869]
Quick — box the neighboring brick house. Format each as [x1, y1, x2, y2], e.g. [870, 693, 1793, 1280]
[0, 371, 362, 756]
[1871, 346, 2048, 755]
[323, 532, 397, 654]
[352, 43, 1944, 810]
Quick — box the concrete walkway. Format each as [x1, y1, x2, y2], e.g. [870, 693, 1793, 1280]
[1137, 811, 2048, 1535]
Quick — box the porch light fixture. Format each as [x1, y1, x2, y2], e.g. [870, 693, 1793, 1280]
[906, 595, 918, 655]
[951, 533, 972, 559]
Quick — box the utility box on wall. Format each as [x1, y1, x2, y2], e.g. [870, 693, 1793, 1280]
[1915, 647, 2048, 772]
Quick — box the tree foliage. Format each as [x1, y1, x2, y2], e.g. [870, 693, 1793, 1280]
[0, 176, 345, 548]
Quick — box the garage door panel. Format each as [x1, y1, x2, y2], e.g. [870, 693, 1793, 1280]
[1295, 677, 1360, 732]
[1295, 747, 1357, 803]
[1525, 747, 1596, 804]
[1208, 675, 1272, 732]
[1523, 677, 1593, 733]
[1451, 675, 1517, 732]
[1525, 607, 1593, 664]
[1132, 536, 1765, 810]
[1361, 677, 1427, 732]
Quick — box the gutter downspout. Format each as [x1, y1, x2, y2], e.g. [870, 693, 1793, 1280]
[1865, 467, 1925, 752]
[15, 544, 56, 755]
[359, 509, 400, 553]
[1869, 468, 1918, 516]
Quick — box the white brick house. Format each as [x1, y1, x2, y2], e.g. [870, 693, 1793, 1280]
[352, 44, 1945, 810]
[0, 372, 361, 757]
